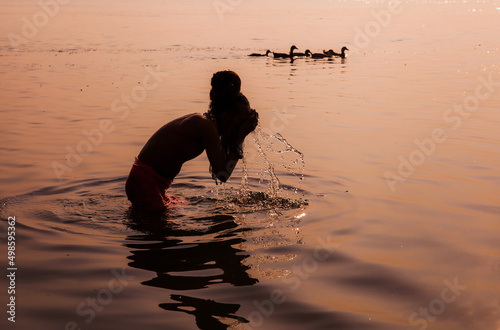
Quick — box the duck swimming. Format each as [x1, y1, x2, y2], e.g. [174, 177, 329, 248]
[273, 45, 298, 58]
[323, 47, 349, 58]
[292, 50, 308, 57]
[305, 50, 328, 59]
[248, 50, 271, 57]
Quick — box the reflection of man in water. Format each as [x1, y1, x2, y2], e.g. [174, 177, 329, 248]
[125, 214, 257, 328]
[160, 294, 249, 329]
[129, 235, 258, 289]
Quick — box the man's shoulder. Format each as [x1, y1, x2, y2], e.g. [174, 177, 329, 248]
[180, 112, 205, 123]
[186, 113, 215, 130]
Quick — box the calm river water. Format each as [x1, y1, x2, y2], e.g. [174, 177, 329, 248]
[1, 1, 499, 329]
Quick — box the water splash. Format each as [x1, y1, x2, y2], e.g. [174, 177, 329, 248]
[251, 130, 281, 197]
[231, 127, 307, 211]
[209, 126, 306, 212]
[239, 154, 250, 198]
[270, 132, 305, 186]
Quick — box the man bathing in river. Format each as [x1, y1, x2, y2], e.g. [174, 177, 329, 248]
[125, 70, 259, 211]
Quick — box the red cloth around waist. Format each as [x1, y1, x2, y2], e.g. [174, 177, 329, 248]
[125, 157, 173, 210]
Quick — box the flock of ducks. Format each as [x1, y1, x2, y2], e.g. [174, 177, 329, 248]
[248, 45, 349, 59]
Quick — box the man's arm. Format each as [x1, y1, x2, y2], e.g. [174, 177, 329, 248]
[201, 119, 244, 183]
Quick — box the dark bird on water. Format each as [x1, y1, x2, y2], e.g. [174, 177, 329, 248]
[273, 45, 298, 58]
[323, 47, 349, 58]
[305, 49, 328, 59]
[248, 50, 271, 57]
[292, 50, 308, 57]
